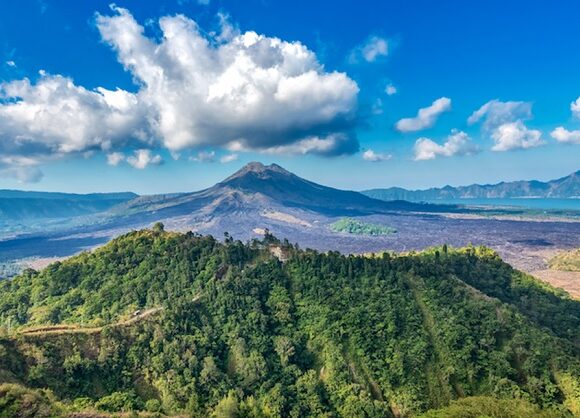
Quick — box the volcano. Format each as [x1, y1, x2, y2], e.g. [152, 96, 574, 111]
[114, 162, 449, 220]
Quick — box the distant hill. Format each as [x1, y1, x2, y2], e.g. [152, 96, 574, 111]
[0, 229, 578, 416]
[0, 190, 137, 221]
[363, 170, 580, 201]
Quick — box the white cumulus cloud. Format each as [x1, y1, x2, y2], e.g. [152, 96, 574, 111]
[220, 153, 238, 163]
[107, 152, 125, 166]
[491, 121, 543, 151]
[353, 36, 389, 63]
[385, 84, 397, 96]
[468, 99, 543, 151]
[550, 127, 580, 145]
[0, 72, 146, 154]
[0, 71, 149, 180]
[0, 156, 44, 183]
[362, 149, 392, 162]
[126, 149, 163, 169]
[414, 130, 478, 161]
[0, 6, 361, 182]
[228, 132, 358, 156]
[571, 97, 580, 119]
[190, 150, 216, 163]
[395, 97, 451, 133]
[468, 99, 532, 130]
[96, 6, 359, 155]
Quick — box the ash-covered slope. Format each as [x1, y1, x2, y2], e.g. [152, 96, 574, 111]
[115, 162, 453, 220]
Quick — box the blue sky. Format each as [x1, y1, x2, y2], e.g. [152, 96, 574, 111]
[0, 0, 579, 194]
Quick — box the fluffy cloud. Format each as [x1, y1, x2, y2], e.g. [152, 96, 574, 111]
[414, 130, 478, 161]
[0, 72, 147, 153]
[220, 153, 239, 163]
[490, 121, 543, 151]
[467, 99, 532, 130]
[550, 127, 580, 145]
[107, 152, 125, 166]
[229, 132, 358, 156]
[349, 36, 389, 63]
[96, 6, 359, 154]
[395, 97, 451, 132]
[4, 166, 43, 183]
[468, 99, 543, 151]
[190, 150, 239, 163]
[362, 149, 392, 162]
[0, 6, 360, 182]
[190, 151, 216, 163]
[126, 149, 163, 169]
[371, 98, 384, 115]
[0, 71, 148, 180]
[546, 98, 580, 146]
[385, 84, 397, 96]
[572, 97, 580, 119]
[0, 155, 44, 183]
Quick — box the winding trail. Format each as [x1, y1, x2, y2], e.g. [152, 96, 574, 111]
[18, 307, 164, 337]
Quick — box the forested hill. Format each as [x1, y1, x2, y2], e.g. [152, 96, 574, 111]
[0, 227, 579, 417]
[363, 170, 580, 201]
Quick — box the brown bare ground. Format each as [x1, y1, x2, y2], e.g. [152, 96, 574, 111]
[517, 248, 580, 299]
[261, 210, 312, 227]
[531, 270, 580, 299]
[19, 307, 163, 336]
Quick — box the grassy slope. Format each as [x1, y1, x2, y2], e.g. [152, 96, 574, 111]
[549, 249, 580, 272]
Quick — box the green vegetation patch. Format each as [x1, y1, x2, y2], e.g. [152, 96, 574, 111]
[549, 248, 580, 272]
[330, 217, 397, 235]
[0, 230, 578, 417]
[418, 396, 568, 418]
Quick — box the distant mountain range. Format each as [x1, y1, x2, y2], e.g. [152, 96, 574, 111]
[363, 170, 580, 201]
[0, 190, 137, 221]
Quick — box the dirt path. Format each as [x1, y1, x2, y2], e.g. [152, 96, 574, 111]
[18, 307, 164, 336]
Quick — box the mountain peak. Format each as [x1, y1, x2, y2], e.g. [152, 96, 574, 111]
[223, 162, 292, 183]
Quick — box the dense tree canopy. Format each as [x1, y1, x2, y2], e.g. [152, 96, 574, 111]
[0, 229, 578, 417]
[330, 218, 397, 235]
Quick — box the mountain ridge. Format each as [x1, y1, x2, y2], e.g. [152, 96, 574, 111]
[363, 170, 580, 201]
[0, 191, 138, 222]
